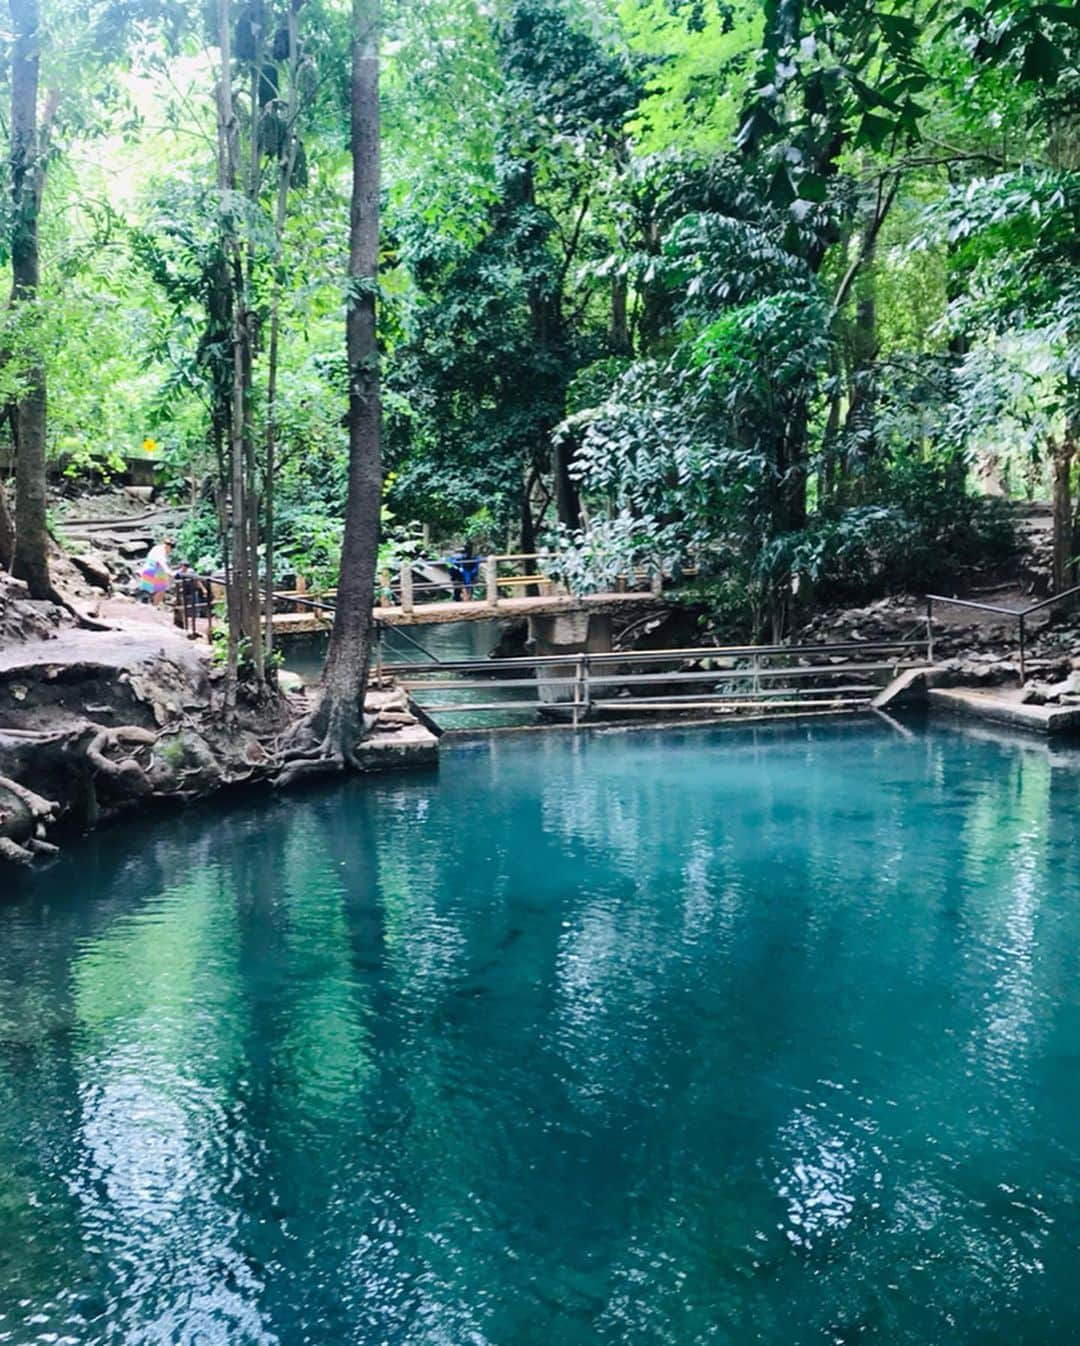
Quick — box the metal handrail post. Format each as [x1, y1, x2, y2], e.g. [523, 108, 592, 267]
[926, 596, 934, 664]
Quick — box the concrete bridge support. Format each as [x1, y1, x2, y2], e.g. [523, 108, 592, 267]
[528, 611, 613, 707]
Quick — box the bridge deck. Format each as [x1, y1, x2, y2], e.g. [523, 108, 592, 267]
[377, 591, 661, 626]
[270, 590, 662, 636]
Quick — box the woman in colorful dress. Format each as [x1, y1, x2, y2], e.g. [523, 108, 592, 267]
[137, 537, 175, 605]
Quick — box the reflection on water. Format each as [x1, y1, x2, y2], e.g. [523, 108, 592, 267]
[3, 720, 1080, 1344]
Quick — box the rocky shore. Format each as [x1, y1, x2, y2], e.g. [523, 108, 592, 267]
[0, 572, 435, 866]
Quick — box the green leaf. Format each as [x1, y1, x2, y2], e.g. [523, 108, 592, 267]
[878, 12, 919, 47]
[796, 173, 828, 202]
[1020, 30, 1063, 83]
[767, 164, 797, 206]
[854, 111, 895, 151]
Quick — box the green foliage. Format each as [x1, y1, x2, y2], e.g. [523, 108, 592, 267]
[541, 510, 681, 594]
[0, 0, 1069, 639]
[175, 508, 221, 572]
[774, 469, 1016, 598]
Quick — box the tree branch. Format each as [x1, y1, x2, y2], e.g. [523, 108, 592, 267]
[832, 172, 902, 315]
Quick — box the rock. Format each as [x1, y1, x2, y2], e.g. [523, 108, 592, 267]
[69, 551, 113, 592]
[278, 669, 304, 693]
[375, 711, 418, 727]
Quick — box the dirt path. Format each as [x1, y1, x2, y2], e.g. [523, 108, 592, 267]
[0, 618, 205, 677]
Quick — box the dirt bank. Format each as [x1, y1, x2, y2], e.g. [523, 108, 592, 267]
[0, 573, 289, 862]
[0, 574, 435, 866]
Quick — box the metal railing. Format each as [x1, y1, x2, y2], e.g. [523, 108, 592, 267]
[389, 637, 929, 729]
[925, 583, 1080, 684]
[173, 574, 217, 639]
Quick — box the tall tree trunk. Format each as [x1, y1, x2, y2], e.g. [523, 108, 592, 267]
[217, 0, 242, 694]
[1052, 433, 1073, 593]
[610, 273, 631, 356]
[780, 419, 809, 535]
[0, 477, 14, 569]
[840, 253, 879, 454]
[305, 0, 381, 761]
[818, 363, 843, 508]
[552, 434, 580, 530]
[264, 2, 304, 661]
[0, 479, 12, 568]
[216, 0, 264, 693]
[9, 0, 49, 599]
[519, 475, 537, 556]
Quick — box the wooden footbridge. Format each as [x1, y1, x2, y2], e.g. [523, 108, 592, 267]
[173, 555, 933, 729]
[262, 553, 668, 638]
[166, 557, 1080, 736]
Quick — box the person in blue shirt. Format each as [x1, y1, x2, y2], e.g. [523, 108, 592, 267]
[447, 543, 480, 601]
[459, 544, 480, 600]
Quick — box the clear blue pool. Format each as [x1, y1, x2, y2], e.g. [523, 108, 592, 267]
[2, 719, 1080, 1344]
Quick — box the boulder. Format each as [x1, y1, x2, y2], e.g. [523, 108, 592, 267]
[69, 551, 113, 592]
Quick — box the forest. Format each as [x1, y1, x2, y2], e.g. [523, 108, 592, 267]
[0, 0, 1077, 685]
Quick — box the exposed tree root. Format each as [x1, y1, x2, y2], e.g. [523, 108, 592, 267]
[275, 727, 366, 788]
[0, 771, 60, 864]
[0, 836, 34, 865]
[42, 579, 114, 633]
[85, 726, 156, 798]
[275, 691, 371, 787]
[0, 772, 59, 822]
[0, 645, 408, 863]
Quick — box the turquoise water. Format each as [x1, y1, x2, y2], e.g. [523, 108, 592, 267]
[3, 720, 1080, 1344]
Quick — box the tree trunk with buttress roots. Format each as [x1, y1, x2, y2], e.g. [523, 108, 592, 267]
[301, 0, 382, 764]
[9, 0, 49, 599]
